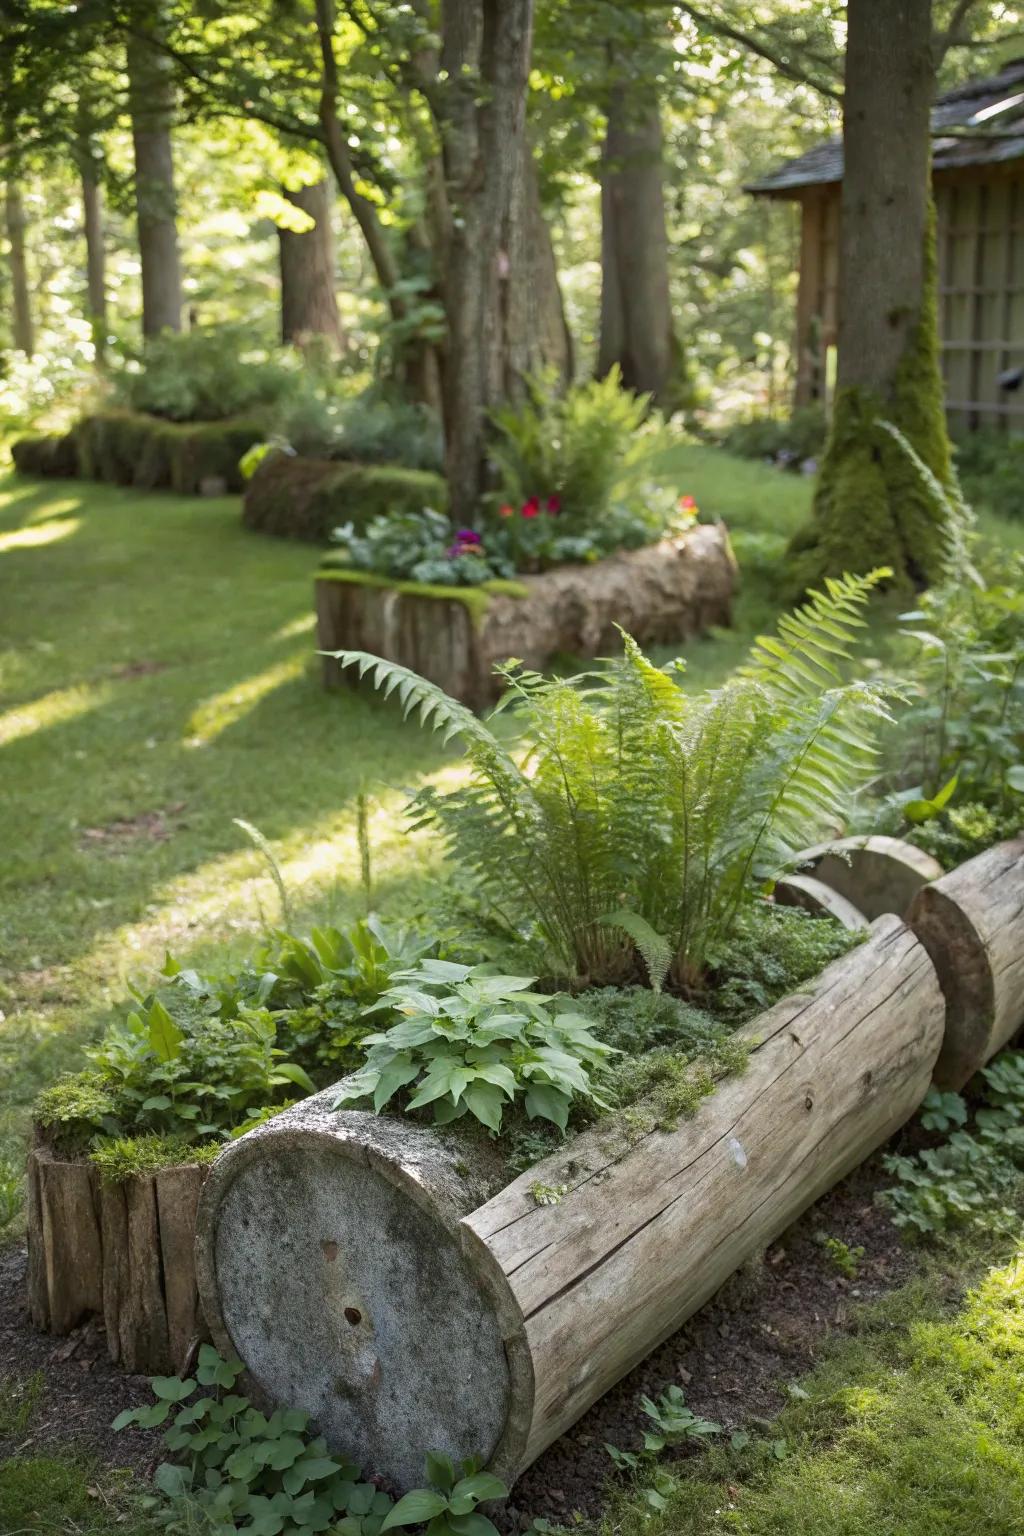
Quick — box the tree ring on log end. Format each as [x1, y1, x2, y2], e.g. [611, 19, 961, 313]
[195, 1127, 512, 1491]
[909, 884, 996, 1090]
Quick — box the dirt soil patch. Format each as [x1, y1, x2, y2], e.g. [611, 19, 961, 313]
[79, 803, 188, 852]
[0, 1147, 917, 1520]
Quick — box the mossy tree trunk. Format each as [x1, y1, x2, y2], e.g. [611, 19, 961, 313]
[789, 0, 953, 593]
[597, 78, 684, 410]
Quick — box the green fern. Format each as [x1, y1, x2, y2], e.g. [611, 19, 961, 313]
[875, 419, 975, 580]
[328, 577, 891, 989]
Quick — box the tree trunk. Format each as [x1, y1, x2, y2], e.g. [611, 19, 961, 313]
[195, 916, 943, 1491]
[81, 159, 107, 362]
[437, 0, 535, 526]
[504, 144, 573, 392]
[5, 183, 34, 356]
[597, 82, 683, 409]
[278, 180, 343, 352]
[127, 14, 182, 337]
[789, 0, 953, 593]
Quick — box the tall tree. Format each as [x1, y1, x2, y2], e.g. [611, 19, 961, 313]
[126, 8, 183, 336]
[278, 179, 344, 352]
[597, 77, 683, 406]
[4, 182, 34, 356]
[76, 120, 108, 362]
[788, 0, 955, 592]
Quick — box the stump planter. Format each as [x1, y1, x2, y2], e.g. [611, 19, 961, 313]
[25, 1148, 209, 1374]
[316, 524, 737, 710]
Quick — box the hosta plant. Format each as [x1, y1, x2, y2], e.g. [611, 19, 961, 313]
[329, 569, 893, 990]
[333, 961, 614, 1132]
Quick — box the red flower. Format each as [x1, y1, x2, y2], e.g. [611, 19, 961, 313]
[546, 494, 561, 515]
[522, 496, 541, 519]
[499, 503, 515, 519]
[679, 494, 697, 510]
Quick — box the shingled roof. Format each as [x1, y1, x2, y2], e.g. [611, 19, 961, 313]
[749, 56, 1024, 196]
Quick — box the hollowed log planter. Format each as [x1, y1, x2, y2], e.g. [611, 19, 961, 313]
[196, 916, 945, 1490]
[315, 524, 737, 710]
[25, 1151, 209, 1373]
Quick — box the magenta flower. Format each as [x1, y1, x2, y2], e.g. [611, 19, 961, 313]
[546, 495, 561, 515]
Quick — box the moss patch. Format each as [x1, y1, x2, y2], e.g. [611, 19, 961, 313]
[243, 452, 447, 543]
[89, 1133, 221, 1183]
[789, 201, 955, 593]
[316, 564, 529, 625]
[69, 410, 263, 495]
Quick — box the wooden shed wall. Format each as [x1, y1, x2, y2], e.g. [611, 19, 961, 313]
[793, 168, 1024, 432]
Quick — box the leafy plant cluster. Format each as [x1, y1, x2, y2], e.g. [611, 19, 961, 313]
[955, 429, 1024, 522]
[330, 508, 505, 589]
[114, 1346, 507, 1536]
[881, 1051, 1024, 1237]
[34, 916, 434, 1167]
[275, 382, 444, 472]
[335, 962, 614, 1133]
[111, 326, 298, 423]
[333, 569, 892, 992]
[720, 403, 827, 469]
[876, 553, 1024, 864]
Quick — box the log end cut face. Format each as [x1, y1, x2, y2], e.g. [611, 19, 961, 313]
[200, 1134, 510, 1490]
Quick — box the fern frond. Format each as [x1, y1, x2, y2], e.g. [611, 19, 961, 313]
[875, 419, 977, 582]
[599, 910, 672, 992]
[743, 568, 890, 702]
[233, 817, 292, 930]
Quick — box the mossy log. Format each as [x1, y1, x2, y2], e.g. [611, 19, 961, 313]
[907, 837, 1024, 1089]
[25, 1145, 209, 1373]
[316, 525, 737, 710]
[196, 917, 942, 1490]
[243, 453, 447, 543]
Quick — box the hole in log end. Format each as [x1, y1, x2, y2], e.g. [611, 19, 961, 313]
[344, 1306, 361, 1325]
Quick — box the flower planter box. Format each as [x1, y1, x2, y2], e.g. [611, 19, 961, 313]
[315, 524, 737, 710]
[193, 837, 1024, 1492]
[25, 1147, 210, 1374]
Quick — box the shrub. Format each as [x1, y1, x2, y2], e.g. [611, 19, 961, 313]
[955, 430, 1024, 520]
[111, 326, 295, 423]
[488, 366, 672, 539]
[331, 569, 892, 989]
[276, 381, 445, 471]
[10, 431, 78, 477]
[721, 404, 827, 466]
[243, 452, 446, 543]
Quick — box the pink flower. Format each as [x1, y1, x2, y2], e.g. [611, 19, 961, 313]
[546, 494, 561, 515]
[679, 494, 697, 510]
[522, 496, 541, 519]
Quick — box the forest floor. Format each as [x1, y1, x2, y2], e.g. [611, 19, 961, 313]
[1, 449, 1023, 1534]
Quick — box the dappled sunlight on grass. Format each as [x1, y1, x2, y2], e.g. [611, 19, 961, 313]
[273, 613, 317, 640]
[185, 652, 311, 746]
[0, 680, 109, 747]
[0, 515, 80, 552]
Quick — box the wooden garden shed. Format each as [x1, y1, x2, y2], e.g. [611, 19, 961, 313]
[749, 58, 1024, 432]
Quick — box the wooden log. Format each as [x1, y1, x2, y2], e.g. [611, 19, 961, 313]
[156, 1164, 209, 1371]
[196, 917, 943, 1490]
[791, 834, 942, 920]
[26, 1149, 103, 1335]
[317, 524, 737, 710]
[99, 1174, 172, 1373]
[773, 872, 869, 930]
[907, 836, 1024, 1089]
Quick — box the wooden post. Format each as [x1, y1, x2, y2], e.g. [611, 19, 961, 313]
[196, 916, 943, 1491]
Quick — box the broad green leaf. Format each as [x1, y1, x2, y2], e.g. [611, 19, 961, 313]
[448, 1472, 507, 1511]
[272, 1060, 316, 1094]
[151, 1375, 196, 1403]
[147, 999, 184, 1063]
[425, 1452, 456, 1494]
[380, 1489, 449, 1529]
[463, 1081, 505, 1133]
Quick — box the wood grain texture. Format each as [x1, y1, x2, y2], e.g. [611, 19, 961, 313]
[907, 836, 1024, 1088]
[463, 916, 944, 1477]
[792, 835, 942, 921]
[29, 1151, 103, 1335]
[156, 1165, 209, 1370]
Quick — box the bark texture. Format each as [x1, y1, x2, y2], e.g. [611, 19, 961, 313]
[597, 83, 682, 408]
[196, 917, 944, 1489]
[82, 167, 107, 359]
[25, 1147, 209, 1373]
[5, 182, 34, 355]
[437, 0, 535, 525]
[908, 837, 1024, 1088]
[127, 13, 182, 336]
[788, 0, 954, 593]
[317, 523, 736, 709]
[279, 181, 344, 352]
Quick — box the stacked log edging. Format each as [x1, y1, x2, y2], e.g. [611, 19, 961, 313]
[25, 1147, 209, 1374]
